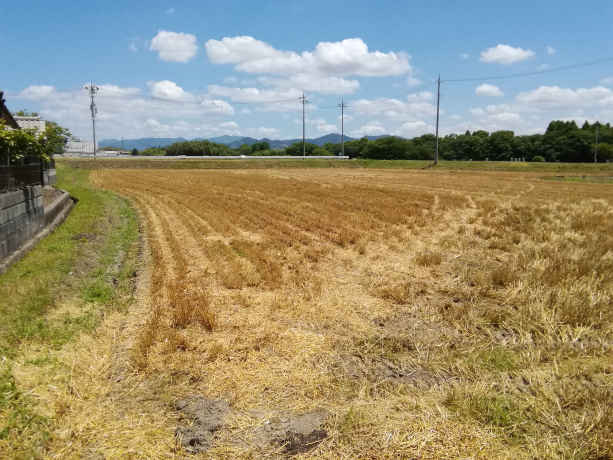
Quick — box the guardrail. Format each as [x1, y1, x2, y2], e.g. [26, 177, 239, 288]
[0, 164, 43, 193]
[78, 154, 350, 160]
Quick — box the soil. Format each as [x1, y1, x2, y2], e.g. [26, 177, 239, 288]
[42, 186, 63, 206]
[175, 396, 230, 453]
[341, 355, 453, 388]
[254, 410, 328, 455]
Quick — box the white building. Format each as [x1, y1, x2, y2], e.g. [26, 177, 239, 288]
[14, 116, 46, 132]
[64, 138, 97, 155]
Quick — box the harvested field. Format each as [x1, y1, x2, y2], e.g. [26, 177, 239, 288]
[50, 168, 613, 458]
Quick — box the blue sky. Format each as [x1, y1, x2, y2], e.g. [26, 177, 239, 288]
[2, 0, 612, 141]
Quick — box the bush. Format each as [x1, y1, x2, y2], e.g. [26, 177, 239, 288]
[140, 147, 166, 156]
[166, 140, 233, 156]
[532, 155, 545, 162]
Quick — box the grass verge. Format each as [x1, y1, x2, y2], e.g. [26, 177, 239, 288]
[0, 164, 139, 458]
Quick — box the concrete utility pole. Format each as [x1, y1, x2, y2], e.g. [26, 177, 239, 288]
[85, 83, 99, 159]
[339, 99, 347, 157]
[299, 92, 308, 159]
[434, 75, 441, 165]
[594, 124, 599, 163]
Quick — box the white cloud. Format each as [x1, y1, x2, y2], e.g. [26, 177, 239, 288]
[516, 85, 613, 108]
[351, 121, 385, 137]
[338, 114, 354, 123]
[166, 8, 175, 13]
[205, 36, 410, 77]
[406, 76, 423, 86]
[460, 53, 470, 59]
[398, 121, 434, 135]
[243, 127, 282, 138]
[469, 108, 485, 116]
[350, 94, 437, 121]
[546, 46, 556, 55]
[317, 124, 338, 134]
[206, 84, 320, 112]
[148, 80, 196, 101]
[482, 104, 514, 114]
[293, 117, 327, 126]
[241, 108, 251, 114]
[601, 77, 613, 86]
[475, 83, 504, 96]
[207, 84, 301, 104]
[150, 30, 198, 63]
[258, 74, 359, 94]
[11, 83, 235, 140]
[129, 41, 138, 52]
[407, 91, 434, 102]
[536, 64, 548, 71]
[143, 119, 241, 138]
[219, 121, 238, 129]
[223, 76, 237, 84]
[450, 114, 462, 120]
[480, 44, 535, 64]
[487, 112, 522, 122]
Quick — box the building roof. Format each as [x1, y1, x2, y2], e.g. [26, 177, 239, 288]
[0, 91, 20, 129]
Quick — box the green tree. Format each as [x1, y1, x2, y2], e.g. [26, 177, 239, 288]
[322, 142, 342, 155]
[343, 137, 370, 159]
[251, 141, 271, 153]
[364, 136, 411, 160]
[166, 140, 233, 156]
[131, 148, 138, 156]
[595, 143, 613, 162]
[238, 144, 252, 155]
[487, 130, 515, 161]
[139, 147, 166, 156]
[0, 120, 70, 163]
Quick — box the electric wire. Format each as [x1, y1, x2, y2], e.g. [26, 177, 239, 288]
[445, 56, 613, 82]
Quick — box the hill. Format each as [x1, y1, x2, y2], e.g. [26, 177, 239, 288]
[99, 134, 396, 151]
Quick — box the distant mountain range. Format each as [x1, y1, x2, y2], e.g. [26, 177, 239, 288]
[98, 134, 393, 151]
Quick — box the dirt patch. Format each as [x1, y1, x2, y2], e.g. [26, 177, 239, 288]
[175, 396, 230, 453]
[377, 309, 462, 349]
[42, 186, 64, 206]
[254, 410, 328, 455]
[341, 355, 454, 388]
[73, 233, 98, 242]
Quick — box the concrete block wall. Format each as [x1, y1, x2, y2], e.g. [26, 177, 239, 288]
[43, 168, 57, 185]
[0, 186, 44, 261]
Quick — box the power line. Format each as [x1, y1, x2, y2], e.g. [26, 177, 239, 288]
[445, 56, 613, 82]
[344, 81, 438, 108]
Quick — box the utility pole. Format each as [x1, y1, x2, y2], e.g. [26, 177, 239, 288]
[122, 137, 124, 151]
[339, 99, 347, 157]
[434, 75, 441, 165]
[299, 92, 308, 159]
[85, 83, 99, 159]
[594, 124, 599, 163]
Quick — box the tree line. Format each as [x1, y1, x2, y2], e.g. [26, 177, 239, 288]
[323, 120, 613, 162]
[130, 120, 613, 163]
